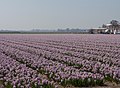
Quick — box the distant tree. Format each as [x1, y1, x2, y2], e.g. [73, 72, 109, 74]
[102, 24, 106, 28]
[110, 20, 119, 26]
[110, 20, 119, 34]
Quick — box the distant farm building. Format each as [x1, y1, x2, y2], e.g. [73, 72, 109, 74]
[89, 28, 107, 34]
[90, 20, 120, 34]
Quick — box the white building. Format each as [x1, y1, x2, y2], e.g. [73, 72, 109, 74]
[90, 20, 120, 34]
[102, 20, 120, 34]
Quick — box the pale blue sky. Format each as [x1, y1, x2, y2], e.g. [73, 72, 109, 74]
[0, 0, 120, 30]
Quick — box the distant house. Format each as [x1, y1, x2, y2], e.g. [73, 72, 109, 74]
[90, 20, 120, 34]
[89, 28, 107, 34]
[102, 20, 120, 34]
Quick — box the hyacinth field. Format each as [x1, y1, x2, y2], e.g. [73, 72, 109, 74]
[0, 34, 120, 88]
